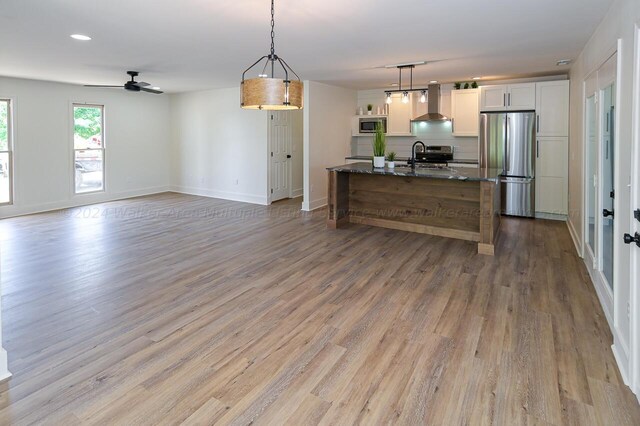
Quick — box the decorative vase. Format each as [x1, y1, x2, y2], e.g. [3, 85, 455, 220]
[358, 107, 363, 115]
[373, 156, 385, 168]
[387, 161, 395, 169]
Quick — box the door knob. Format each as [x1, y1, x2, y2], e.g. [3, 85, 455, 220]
[603, 209, 614, 218]
[286, 154, 292, 158]
[623, 232, 640, 247]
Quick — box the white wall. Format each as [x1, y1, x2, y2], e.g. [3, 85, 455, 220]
[170, 87, 269, 205]
[567, 0, 640, 391]
[303, 81, 357, 211]
[0, 77, 171, 218]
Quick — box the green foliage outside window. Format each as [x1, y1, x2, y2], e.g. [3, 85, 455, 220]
[0, 102, 8, 151]
[74, 107, 102, 140]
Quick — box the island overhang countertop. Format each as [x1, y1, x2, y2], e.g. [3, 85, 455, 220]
[327, 162, 502, 182]
[326, 162, 502, 255]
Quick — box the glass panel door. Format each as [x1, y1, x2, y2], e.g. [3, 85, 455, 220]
[601, 82, 615, 289]
[586, 94, 597, 255]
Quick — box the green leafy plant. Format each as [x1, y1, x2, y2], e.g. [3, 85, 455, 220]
[386, 151, 396, 161]
[372, 122, 386, 157]
[471, 81, 478, 89]
[464, 82, 470, 89]
[367, 104, 373, 111]
[454, 82, 461, 90]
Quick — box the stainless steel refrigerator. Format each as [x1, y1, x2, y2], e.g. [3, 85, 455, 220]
[480, 112, 536, 217]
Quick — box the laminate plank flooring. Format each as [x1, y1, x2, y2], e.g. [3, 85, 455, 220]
[0, 192, 638, 425]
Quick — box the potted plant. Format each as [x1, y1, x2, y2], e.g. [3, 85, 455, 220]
[372, 122, 386, 168]
[387, 151, 397, 169]
[464, 82, 470, 89]
[454, 82, 461, 90]
[471, 81, 478, 89]
[367, 104, 373, 115]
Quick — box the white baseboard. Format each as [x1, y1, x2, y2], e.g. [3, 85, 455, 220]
[535, 212, 568, 221]
[566, 219, 583, 258]
[584, 252, 615, 333]
[0, 185, 171, 219]
[291, 188, 303, 198]
[613, 340, 631, 388]
[170, 185, 268, 206]
[302, 196, 327, 212]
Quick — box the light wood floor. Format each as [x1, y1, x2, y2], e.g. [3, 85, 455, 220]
[0, 192, 638, 425]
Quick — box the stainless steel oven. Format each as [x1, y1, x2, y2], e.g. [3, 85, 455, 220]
[359, 117, 387, 133]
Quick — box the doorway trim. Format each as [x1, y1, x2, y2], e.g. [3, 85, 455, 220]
[629, 22, 640, 401]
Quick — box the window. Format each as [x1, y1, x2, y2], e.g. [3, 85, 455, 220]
[73, 104, 104, 193]
[0, 99, 13, 205]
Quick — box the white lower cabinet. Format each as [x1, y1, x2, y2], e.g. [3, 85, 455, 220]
[535, 137, 568, 215]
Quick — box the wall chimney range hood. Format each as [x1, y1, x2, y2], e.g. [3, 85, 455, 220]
[411, 84, 449, 122]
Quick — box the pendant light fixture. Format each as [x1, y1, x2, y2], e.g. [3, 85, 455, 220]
[384, 65, 432, 105]
[240, 0, 303, 110]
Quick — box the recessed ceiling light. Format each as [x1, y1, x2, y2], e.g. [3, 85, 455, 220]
[70, 34, 91, 41]
[390, 83, 399, 87]
[430, 80, 438, 83]
[152, 87, 161, 90]
[556, 59, 572, 66]
[472, 76, 482, 80]
[258, 74, 268, 78]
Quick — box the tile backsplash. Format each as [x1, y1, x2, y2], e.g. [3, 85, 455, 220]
[353, 121, 478, 160]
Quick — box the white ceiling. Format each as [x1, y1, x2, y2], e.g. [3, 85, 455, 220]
[0, 0, 613, 93]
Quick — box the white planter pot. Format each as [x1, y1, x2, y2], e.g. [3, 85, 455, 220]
[373, 156, 385, 168]
[387, 161, 395, 169]
[367, 111, 372, 115]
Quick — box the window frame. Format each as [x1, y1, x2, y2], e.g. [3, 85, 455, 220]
[0, 98, 14, 206]
[72, 103, 105, 195]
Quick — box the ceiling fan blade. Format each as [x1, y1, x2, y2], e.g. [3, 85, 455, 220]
[84, 85, 124, 88]
[140, 87, 163, 94]
[133, 81, 150, 87]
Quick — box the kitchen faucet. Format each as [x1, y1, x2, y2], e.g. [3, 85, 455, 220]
[409, 141, 426, 169]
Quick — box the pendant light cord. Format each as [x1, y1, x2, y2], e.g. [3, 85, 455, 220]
[270, 0, 275, 57]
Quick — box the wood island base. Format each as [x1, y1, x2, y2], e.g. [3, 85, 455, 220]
[327, 170, 501, 255]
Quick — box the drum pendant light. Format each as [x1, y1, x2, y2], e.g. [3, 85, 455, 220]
[240, 0, 303, 110]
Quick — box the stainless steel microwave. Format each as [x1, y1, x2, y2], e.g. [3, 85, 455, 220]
[359, 117, 387, 133]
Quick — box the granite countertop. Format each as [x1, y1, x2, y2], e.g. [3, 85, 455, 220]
[345, 156, 479, 164]
[327, 162, 501, 182]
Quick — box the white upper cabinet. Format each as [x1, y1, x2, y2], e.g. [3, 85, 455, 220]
[535, 80, 569, 137]
[507, 83, 536, 110]
[387, 93, 414, 135]
[450, 89, 480, 136]
[481, 83, 536, 111]
[480, 86, 507, 111]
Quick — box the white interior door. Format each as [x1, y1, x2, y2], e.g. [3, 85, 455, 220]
[269, 111, 292, 202]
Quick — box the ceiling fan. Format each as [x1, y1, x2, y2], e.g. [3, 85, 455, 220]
[84, 71, 163, 94]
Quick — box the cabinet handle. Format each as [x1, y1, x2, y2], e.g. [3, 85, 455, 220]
[508, 93, 511, 106]
[451, 118, 455, 133]
[536, 115, 540, 133]
[503, 93, 507, 107]
[536, 140, 539, 158]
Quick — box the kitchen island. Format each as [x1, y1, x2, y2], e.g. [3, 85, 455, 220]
[326, 162, 502, 255]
